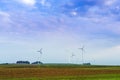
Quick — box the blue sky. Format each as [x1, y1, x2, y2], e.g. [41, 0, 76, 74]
[0, 0, 120, 65]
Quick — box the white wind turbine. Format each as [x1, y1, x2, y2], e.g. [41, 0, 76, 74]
[78, 46, 85, 64]
[69, 52, 75, 64]
[37, 48, 43, 61]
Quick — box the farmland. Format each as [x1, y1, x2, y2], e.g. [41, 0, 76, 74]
[0, 64, 120, 80]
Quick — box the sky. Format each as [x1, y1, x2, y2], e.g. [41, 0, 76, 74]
[0, 0, 120, 65]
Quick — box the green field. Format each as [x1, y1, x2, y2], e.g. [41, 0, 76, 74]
[0, 64, 120, 80]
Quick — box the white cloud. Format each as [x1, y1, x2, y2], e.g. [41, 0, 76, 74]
[40, 0, 51, 7]
[104, 0, 117, 6]
[112, 45, 120, 49]
[71, 11, 78, 16]
[0, 11, 10, 17]
[40, 0, 46, 5]
[17, 0, 36, 7]
[87, 44, 120, 65]
[0, 11, 11, 22]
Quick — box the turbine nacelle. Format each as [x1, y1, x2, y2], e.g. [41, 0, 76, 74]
[37, 48, 43, 54]
[78, 46, 85, 52]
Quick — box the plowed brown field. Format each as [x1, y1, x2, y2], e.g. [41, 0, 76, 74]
[0, 66, 120, 79]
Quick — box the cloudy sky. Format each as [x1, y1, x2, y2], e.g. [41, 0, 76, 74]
[0, 0, 120, 65]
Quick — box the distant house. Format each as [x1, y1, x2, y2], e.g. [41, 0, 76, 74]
[16, 61, 30, 64]
[31, 61, 43, 64]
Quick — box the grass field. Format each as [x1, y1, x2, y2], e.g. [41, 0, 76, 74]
[0, 64, 120, 80]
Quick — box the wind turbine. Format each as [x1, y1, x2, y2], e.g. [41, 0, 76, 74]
[78, 46, 85, 64]
[69, 52, 75, 64]
[37, 48, 43, 61]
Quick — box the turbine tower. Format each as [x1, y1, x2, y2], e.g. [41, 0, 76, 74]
[37, 48, 43, 61]
[78, 46, 85, 64]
